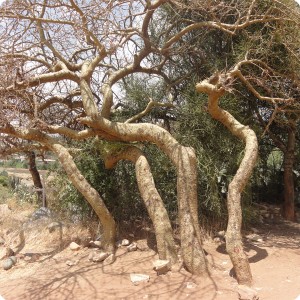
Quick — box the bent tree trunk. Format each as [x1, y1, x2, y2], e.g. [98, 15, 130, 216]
[105, 146, 178, 264]
[196, 80, 258, 286]
[27, 151, 45, 206]
[49, 143, 116, 253]
[80, 117, 208, 275]
[282, 127, 296, 221]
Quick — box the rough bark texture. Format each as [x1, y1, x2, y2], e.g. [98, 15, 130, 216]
[27, 151, 45, 206]
[80, 117, 208, 275]
[196, 80, 257, 286]
[105, 146, 178, 264]
[176, 146, 208, 274]
[50, 143, 116, 253]
[282, 128, 296, 221]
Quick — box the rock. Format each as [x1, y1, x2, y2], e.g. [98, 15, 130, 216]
[47, 222, 62, 233]
[9, 256, 17, 265]
[237, 285, 259, 300]
[130, 273, 150, 285]
[92, 252, 109, 262]
[186, 282, 197, 289]
[89, 241, 102, 248]
[0, 237, 5, 245]
[213, 237, 221, 243]
[116, 239, 130, 247]
[120, 239, 130, 246]
[69, 242, 80, 251]
[246, 234, 263, 242]
[153, 259, 171, 275]
[127, 242, 137, 252]
[104, 254, 115, 264]
[88, 251, 96, 261]
[66, 260, 78, 266]
[2, 258, 14, 270]
[136, 239, 149, 251]
[30, 207, 53, 221]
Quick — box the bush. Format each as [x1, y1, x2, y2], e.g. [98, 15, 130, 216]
[0, 175, 9, 187]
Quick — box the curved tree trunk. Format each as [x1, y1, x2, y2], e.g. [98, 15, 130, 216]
[196, 80, 257, 286]
[282, 128, 296, 221]
[105, 146, 178, 264]
[49, 143, 116, 253]
[27, 151, 45, 206]
[80, 117, 208, 275]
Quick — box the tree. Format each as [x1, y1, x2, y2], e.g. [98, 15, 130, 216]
[0, 0, 299, 285]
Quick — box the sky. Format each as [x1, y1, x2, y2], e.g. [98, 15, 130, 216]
[0, 0, 299, 6]
[0, 0, 299, 4]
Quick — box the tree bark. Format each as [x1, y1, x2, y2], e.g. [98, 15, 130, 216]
[80, 117, 208, 275]
[49, 143, 116, 253]
[27, 151, 45, 206]
[282, 127, 296, 221]
[196, 80, 257, 286]
[105, 146, 178, 264]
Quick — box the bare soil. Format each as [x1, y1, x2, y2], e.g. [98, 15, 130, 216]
[0, 208, 299, 300]
[0, 168, 299, 299]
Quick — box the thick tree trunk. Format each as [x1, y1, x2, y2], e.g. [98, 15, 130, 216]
[196, 80, 257, 286]
[282, 128, 296, 221]
[80, 117, 208, 275]
[176, 146, 208, 274]
[27, 151, 45, 206]
[105, 146, 178, 264]
[50, 143, 116, 253]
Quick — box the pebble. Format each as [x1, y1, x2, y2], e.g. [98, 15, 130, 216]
[127, 242, 138, 252]
[130, 273, 150, 285]
[69, 242, 80, 251]
[153, 259, 170, 275]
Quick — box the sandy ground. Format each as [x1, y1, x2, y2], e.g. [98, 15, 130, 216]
[0, 168, 299, 299]
[0, 217, 299, 300]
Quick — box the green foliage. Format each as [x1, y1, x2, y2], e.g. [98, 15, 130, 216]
[0, 175, 8, 187]
[0, 159, 28, 169]
[49, 139, 147, 223]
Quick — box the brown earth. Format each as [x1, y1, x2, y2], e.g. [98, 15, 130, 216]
[0, 168, 299, 299]
[0, 205, 299, 300]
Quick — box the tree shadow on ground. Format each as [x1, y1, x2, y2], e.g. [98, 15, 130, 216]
[0, 248, 236, 300]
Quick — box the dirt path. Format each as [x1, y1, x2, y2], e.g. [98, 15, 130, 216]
[0, 217, 299, 300]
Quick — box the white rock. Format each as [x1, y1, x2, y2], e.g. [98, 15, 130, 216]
[69, 242, 80, 251]
[186, 282, 197, 289]
[121, 239, 130, 246]
[104, 253, 115, 264]
[89, 241, 102, 248]
[92, 252, 109, 262]
[127, 242, 138, 252]
[153, 260, 170, 275]
[130, 273, 150, 285]
[66, 260, 78, 266]
[237, 285, 259, 300]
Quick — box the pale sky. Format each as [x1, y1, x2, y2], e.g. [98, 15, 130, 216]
[0, 0, 299, 6]
[0, 0, 299, 4]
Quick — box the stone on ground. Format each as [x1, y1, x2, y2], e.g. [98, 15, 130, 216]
[237, 285, 259, 300]
[69, 242, 80, 251]
[127, 242, 137, 252]
[130, 273, 150, 285]
[92, 252, 109, 262]
[153, 259, 171, 275]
